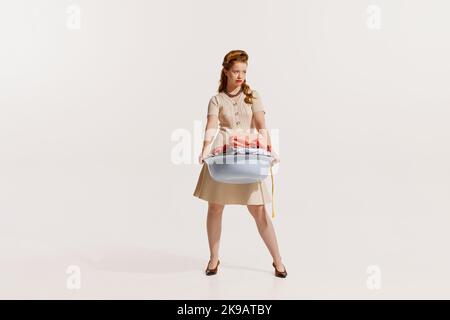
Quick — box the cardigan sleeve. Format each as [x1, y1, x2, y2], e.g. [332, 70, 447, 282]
[207, 96, 219, 116]
[251, 90, 266, 114]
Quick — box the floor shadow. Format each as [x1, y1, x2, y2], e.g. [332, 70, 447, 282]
[68, 246, 204, 274]
[67, 245, 273, 276]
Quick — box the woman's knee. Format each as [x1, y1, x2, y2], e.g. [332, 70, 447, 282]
[246, 204, 265, 218]
[208, 202, 225, 214]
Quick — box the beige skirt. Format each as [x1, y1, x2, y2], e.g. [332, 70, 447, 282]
[193, 163, 272, 205]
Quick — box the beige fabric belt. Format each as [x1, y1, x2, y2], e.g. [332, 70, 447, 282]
[270, 165, 276, 218]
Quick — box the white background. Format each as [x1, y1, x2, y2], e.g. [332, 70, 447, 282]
[1, 0, 449, 298]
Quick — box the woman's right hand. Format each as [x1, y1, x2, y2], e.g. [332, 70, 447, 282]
[198, 149, 210, 164]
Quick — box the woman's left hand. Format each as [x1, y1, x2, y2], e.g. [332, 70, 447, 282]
[271, 150, 280, 165]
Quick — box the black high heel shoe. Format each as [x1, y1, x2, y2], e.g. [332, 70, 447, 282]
[272, 262, 287, 278]
[205, 260, 220, 276]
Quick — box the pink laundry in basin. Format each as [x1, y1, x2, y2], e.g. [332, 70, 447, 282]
[211, 135, 272, 156]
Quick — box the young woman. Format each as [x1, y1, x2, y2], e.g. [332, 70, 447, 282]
[193, 50, 287, 278]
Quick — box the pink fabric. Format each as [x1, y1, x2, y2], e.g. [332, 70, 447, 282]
[211, 135, 271, 156]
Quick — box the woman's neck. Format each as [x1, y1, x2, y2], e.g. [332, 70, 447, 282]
[225, 84, 242, 94]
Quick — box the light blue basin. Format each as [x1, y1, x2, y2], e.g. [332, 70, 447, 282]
[204, 154, 273, 184]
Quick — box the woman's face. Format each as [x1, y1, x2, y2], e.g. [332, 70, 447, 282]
[225, 61, 247, 86]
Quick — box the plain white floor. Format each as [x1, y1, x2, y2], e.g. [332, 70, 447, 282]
[2, 192, 449, 299]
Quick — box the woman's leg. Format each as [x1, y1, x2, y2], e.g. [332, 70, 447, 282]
[206, 202, 225, 268]
[247, 204, 285, 271]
